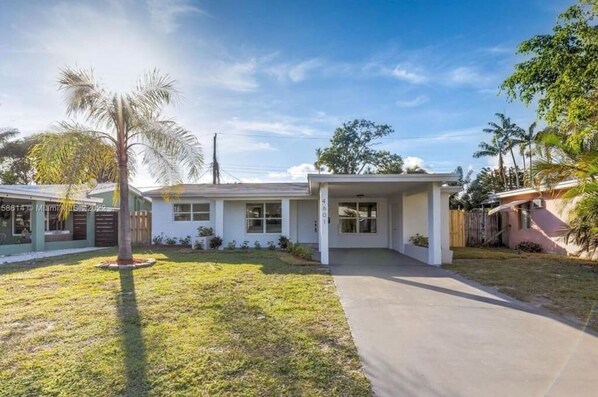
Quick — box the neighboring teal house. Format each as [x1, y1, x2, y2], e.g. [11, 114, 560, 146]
[0, 183, 150, 256]
[88, 183, 152, 212]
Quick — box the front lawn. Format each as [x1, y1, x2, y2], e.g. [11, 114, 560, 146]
[444, 247, 598, 333]
[0, 248, 369, 396]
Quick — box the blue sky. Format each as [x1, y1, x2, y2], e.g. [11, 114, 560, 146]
[0, 0, 573, 187]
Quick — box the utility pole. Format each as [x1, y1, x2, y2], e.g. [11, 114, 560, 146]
[212, 133, 221, 184]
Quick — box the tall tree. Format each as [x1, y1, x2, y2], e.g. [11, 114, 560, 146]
[472, 135, 508, 189]
[0, 135, 39, 184]
[482, 113, 523, 188]
[37, 68, 203, 264]
[516, 122, 539, 186]
[316, 119, 403, 174]
[501, 0, 598, 133]
[0, 128, 19, 151]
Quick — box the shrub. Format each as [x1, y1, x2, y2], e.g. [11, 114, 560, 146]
[226, 240, 236, 250]
[194, 240, 204, 250]
[210, 236, 223, 249]
[254, 241, 262, 250]
[178, 235, 192, 246]
[240, 240, 250, 250]
[409, 233, 429, 248]
[165, 237, 177, 246]
[197, 226, 214, 237]
[289, 243, 313, 260]
[279, 235, 289, 250]
[152, 233, 165, 245]
[515, 241, 542, 253]
[267, 241, 276, 250]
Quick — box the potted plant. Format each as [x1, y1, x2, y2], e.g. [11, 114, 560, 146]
[196, 226, 214, 250]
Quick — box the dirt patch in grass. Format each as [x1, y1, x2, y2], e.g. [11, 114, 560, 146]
[0, 248, 369, 396]
[444, 247, 598, 332]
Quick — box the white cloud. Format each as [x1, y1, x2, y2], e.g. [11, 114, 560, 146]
[268, 163, 323, 181]
[396, 95, 429, 108]
[267, 58, 327, 83]
[391, 65, 428, 84]
[147, 0, 206, 34]
[445, 66, 495, 88]
[226, 118, 321, 136]
[192, 59, 259, 92]
[403, 156, 427, 170]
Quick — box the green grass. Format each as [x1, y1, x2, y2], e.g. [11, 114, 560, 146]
[445, 247, 598, 332]
[0, 248, 369, 397]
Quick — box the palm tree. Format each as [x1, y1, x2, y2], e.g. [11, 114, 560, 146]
[473, 135, 508, 189]
[516, 122, 539, 186]
[483, 113, 523, 188]
[0, 128, 19, 152]
[37, 68, 203, 264]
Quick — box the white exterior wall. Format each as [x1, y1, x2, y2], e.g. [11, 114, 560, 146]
[151, 198, 214, 241]
[403, 191, 428, 244]
[296, 199, 318, 244]
[328, 197, 389, 248]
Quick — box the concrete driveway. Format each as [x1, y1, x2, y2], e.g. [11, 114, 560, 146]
[330, 249, 598, 397]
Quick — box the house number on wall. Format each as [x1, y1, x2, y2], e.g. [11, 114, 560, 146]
[321, 197, 327, 219]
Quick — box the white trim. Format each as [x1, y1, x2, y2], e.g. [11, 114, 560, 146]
[494, 180, 578, 199]
[488, 199, 530, 215]
[0, 189, 102, 204]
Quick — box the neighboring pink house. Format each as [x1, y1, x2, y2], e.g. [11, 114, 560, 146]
[489, 180, 591, 258]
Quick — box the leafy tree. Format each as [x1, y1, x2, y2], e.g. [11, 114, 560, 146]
[516, 122, 540, 186]
[0, 135, 39, 184]
[501, 0, 598, 131]
[316, 119, 403, 174]
[36, 68, 203, 264]
[30, 131, 119, 184]
[448, 166, 473, 209]
[483, 113, 523, 188]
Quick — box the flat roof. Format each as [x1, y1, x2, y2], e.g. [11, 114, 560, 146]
[0, 185, 103, 204]
[144, 183, 311, 198]
[494, 180, 578, 199]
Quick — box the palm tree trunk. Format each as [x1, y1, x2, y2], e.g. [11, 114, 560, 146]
[509, 148, 520, 188]
[521, 150, 527, 186]
[498, 153, 507, 190]
[529, 143, 533, 186]
[116, 97, 133, 264]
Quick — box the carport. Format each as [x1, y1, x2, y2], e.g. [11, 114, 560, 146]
[307, 174, 461, 266]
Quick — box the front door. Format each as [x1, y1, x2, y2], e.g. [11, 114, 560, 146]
[297, 200, 318, 243]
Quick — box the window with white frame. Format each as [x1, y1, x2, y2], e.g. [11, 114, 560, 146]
[519, 202, 531, 230]
[173, 203, 210, 221]
[338, 202, 377, 233]
[246, 202, 282, 233]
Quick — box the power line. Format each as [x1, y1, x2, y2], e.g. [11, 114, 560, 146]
[215, 131, 484, 141]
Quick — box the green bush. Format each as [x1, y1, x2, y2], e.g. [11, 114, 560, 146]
[210, 236, 223, 249]
[267, 241, 276, 250]
[515, 241, 542, 253]
[197, 226, 214, 237]
[279, 235, 289, 249]
[409, 233, 429, 248]
[226, 240, 236, 250]
[254, 241, 262, 250]
[289, 243, 313, 260]
[240, 240, 250, 250]
[165, 237, 177, 245]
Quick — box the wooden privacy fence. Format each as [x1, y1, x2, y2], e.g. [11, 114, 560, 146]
[449, 209, 502, 248]
[449, 210, 466, 247]
[130, 211, 151, 245]
[94, 210, 151, 246]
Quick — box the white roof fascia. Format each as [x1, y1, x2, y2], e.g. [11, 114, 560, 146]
[494, 180, 579, 199]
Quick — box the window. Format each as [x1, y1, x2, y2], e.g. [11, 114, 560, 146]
[339, 202, 377, 233]
[45, 206, 66, 231]
[519, 202, 531, 230]
[246, 202, 282, 233]
[12, 206, 31, 236]
[173, 203, 210, 221]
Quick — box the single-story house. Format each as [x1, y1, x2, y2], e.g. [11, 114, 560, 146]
[0, 183, 150, 256]
[488, 180, 591, 257]
[145, 173, 461, 265]
[88, 182, 152, 211]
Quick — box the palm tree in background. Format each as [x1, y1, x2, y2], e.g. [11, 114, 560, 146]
[34, 68, 203, 264]
[516, 121, 539, 186]
[0, 128, 19, 152]
[473, 134, 508, 189]
[483, 113, 523, 188]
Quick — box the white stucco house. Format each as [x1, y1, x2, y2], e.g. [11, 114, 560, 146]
[145, 173, 461, 265]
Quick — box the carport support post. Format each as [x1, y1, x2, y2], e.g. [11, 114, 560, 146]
[214, 199, 224, 250]
[31, 200, 45, 252]
[427, 183, 442, 265]
[319, 183, 329, 265]
[281, 199, 290, 238]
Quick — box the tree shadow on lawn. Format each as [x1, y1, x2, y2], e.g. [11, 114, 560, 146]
[117, 268, 148, 396]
